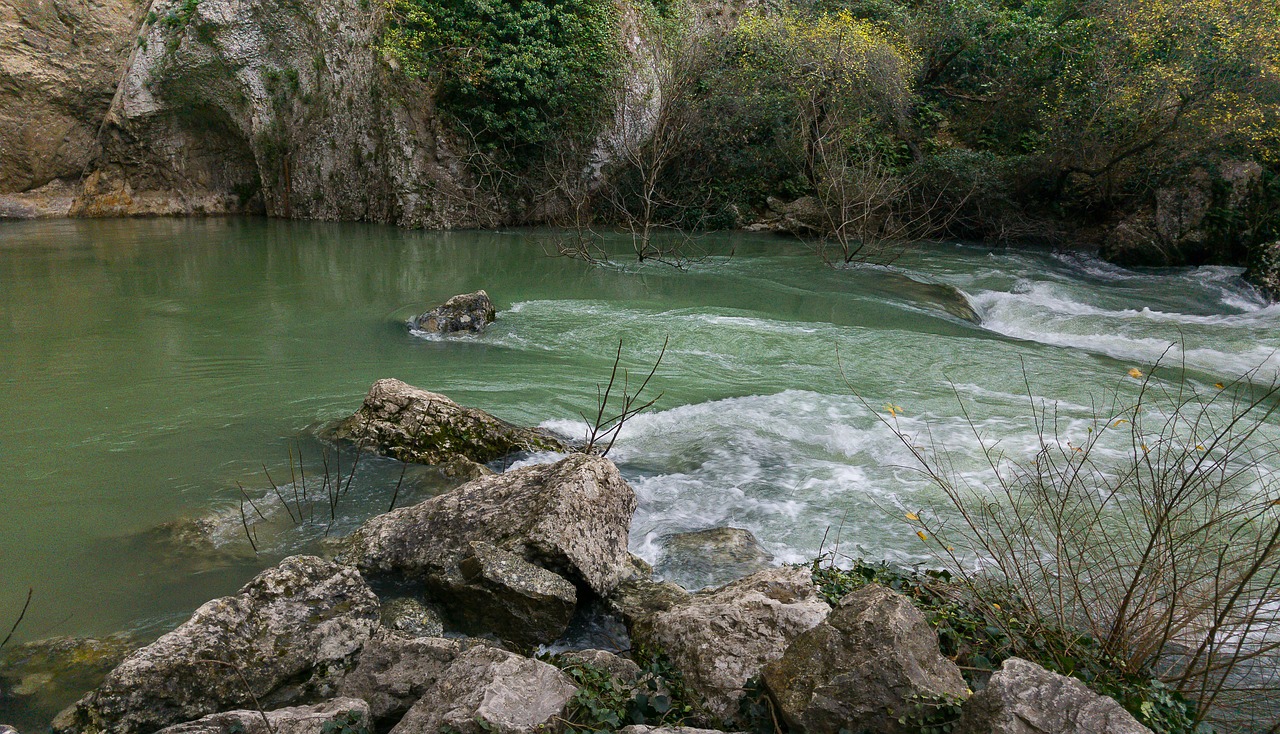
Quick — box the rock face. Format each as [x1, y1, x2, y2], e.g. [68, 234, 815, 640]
[65, 0, 497, 223]
[389, 646, 578, 734]
[349, 453, 635, 593]
[762, 584, 969, 734]
[0, 0, 142, 198]
[410, 291, 497, 335]
[54, 556, 379, 734]
[154, 698, 372, 734]
[333, 378, 567, 465]
[1245, 240, 1280, 302]
[954, 658, 1151, 734]
[1101, 160, 1263, 267]
[336, 629, 473, 724]
[656, 527, 775, 591]
[628, 567, 831, 723]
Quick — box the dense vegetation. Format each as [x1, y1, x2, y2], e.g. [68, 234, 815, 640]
[382, 0, 1280, 265]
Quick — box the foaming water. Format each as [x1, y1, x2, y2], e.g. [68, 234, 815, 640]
[1, 220, 1278, 727]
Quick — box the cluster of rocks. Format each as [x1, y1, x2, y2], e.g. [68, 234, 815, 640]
[5, 378, 1156, 734]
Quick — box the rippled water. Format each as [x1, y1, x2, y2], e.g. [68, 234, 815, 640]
[1, 217, 1278, 724]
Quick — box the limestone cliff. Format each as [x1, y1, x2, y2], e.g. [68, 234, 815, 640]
[0, 0, 144, 214]
[69, 0, 498, 225]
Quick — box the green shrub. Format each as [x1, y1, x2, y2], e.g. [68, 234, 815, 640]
[381, 0, 622, 168]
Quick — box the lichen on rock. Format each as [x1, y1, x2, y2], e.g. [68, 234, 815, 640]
[333, 378, 567, 465]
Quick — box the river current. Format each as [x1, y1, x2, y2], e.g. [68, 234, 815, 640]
[1, 218, 1277, 699]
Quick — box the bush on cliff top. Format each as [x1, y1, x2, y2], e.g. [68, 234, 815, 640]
[381, 0, 621, 166]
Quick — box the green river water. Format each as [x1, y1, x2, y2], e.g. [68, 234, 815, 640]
[1, 217, 1278, 726]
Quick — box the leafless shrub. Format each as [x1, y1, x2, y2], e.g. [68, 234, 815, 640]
[580, 338, 668, 457]
[874, 357, 1280, 729]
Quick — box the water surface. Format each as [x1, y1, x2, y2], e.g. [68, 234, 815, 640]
[1, 217, 1277, 723]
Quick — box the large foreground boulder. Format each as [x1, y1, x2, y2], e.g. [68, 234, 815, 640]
[336, 629, 475, 724]
[954, 658, 1151, 734]
[53, 556, 379, 734]
[628, 567, 831, 724]
[155, 698, 372, 734]
[333, 379, 567, 464]
[348, 454, 636, 595]
[389, 646, 578, 734]
[409, 291, 497, 334]
[762, 583, 969, 734]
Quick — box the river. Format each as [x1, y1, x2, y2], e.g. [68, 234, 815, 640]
[1, 217, 1278, 724]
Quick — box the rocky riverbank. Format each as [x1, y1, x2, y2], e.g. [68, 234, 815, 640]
[1, 378, 1157, 734]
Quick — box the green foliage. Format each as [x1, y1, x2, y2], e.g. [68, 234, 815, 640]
[161, 0, 201, 29]
[381, 0, 622, 167]
[897, 693, 966, 734]
[547, 648, 696, 732]
[320, 710, 371, 734]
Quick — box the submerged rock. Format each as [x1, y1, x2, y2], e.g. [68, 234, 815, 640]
[656, 527, 774, 590]
[763, 583, 969, 734]
[955, 658, 1150, 734]
[389, 646, 578, 734]
[1245, 240, 1280, 302]
[348, 454, 636, 596]
[628, 567, 830, 723]
[154, 698, 372, 734]
[333, 378, 567, 465]
[0, 633, 138, 730]
[53, 556, 379, 734]
[409, 290, 497, 335]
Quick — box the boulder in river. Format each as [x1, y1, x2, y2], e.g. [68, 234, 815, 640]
[762, 583, 969, 734]
[348, 453, 635, 594]
[954, 657, 1151, 734]
[332, 378, 567, 464]
[627, 566, 830, 724]
[154, 698, 372, 734]
[655, 526, 775, 590]
[409, 290, 496, 335]
[389, 646, 578, 734]
[53, 556, 379, 734]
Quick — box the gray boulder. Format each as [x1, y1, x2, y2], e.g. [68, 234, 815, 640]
[557, 649, 643, 687]
[53, 556, 379, 734]
[656, 527, 775, 590]
[629, 567, 830, 724]
[336, 628, 475, 724]
[1245, 240, 1280, 302]
[390, 646, 578, 734]
[445, 541, 578, 645]
[379, 596, 445, 638]
[762, 583, 969, 734]
[154, 698, 372, 734]
[348, 453, 636, 598]
[954, 658, 1151, 734]
[332, 378, 567, 465]
[621, 728, 744, 734]
[409, 290, 497, 334]
[0, 726, 18, 734]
